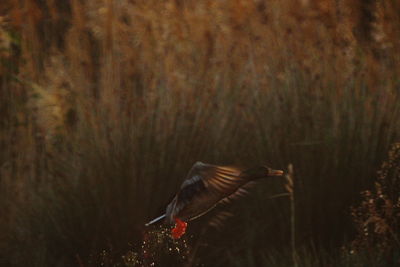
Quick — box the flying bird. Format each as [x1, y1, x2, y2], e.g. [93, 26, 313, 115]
[145, 161, 284, 238]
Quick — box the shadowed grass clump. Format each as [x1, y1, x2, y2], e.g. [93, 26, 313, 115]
[349, 143, 400, 265]
[0, 0, 400, 266]
[84, 226, 191, 267]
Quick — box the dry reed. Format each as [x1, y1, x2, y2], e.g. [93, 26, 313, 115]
[0, 0, 399, 266]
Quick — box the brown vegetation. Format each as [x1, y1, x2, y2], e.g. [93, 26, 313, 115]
[0, 0, 399, 266]
[350, 143, 400, 264]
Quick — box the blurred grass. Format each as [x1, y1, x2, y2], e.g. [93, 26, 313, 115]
[0, 0, 400, 266]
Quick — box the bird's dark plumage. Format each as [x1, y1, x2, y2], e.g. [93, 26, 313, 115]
[164, 161, 283, 224]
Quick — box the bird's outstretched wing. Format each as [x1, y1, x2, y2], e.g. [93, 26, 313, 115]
[152, 162, 282, 225]
[166, 162, 251, 222]
[183, 161, 247, 196]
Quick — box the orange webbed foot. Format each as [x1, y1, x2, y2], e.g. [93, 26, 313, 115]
[171, 218, 187, 239]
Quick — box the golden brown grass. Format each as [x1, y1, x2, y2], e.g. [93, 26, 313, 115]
[0, 0, 400, 266]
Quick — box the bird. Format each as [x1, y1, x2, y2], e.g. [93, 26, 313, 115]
[145, 161, 284, 238]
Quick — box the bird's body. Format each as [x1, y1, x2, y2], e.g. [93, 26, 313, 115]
[146, 162, 284, 232]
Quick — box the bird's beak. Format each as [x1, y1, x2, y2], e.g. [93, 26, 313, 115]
[269, 169, 284, 176]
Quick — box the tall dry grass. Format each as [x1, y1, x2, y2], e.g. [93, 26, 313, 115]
[0, 0, 400, 266]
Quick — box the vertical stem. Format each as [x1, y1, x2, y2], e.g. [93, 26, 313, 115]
[287, 164, 298, 267]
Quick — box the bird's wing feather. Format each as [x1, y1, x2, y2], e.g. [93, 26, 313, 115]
[183, 161, 247, 196]
[173, 162, 247, 216]
[165, 176, 207, 223]
[218, 181, 256, 205]
[166, 163, 274, 223]
[177, 174, 206, 204]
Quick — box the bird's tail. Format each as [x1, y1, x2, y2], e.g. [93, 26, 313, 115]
[145, 214, 166, 226]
